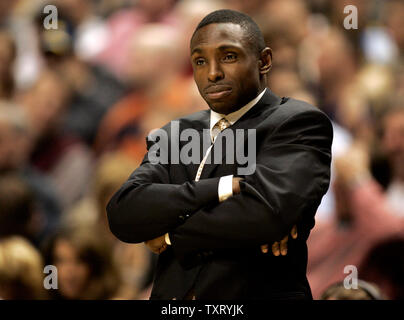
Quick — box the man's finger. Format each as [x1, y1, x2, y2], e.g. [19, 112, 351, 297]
[261, 244, 269, 254]
[291, 225, 298, 239]
[280, 235, 289, 256]
[271, 242, 280, 256]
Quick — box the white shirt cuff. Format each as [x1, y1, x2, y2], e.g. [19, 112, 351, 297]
[165, 233, 171, 245]
[218, 175, 234, 202]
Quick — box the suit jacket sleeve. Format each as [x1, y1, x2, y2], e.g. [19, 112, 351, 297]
[106, 133, 221, 243]
[169, 110, 333, 264]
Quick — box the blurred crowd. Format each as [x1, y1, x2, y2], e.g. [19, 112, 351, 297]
[0, 0, 403, 300]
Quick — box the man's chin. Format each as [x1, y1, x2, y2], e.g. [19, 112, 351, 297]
[207, 101, 234, 115]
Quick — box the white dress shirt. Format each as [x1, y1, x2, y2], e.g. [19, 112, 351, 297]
[212, 88, 267, 202]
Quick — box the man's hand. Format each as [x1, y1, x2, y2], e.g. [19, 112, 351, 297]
[232, 178, 298, 256]
[261, 225, 298, 256]
[145, 235, 168, 254]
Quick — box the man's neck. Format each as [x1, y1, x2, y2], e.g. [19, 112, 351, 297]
[210, 88, 266, 133]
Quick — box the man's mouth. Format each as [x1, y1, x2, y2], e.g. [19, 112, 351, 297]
[204, 85, 232, 100]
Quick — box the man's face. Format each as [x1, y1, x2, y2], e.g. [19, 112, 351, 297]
[190, 23, 263, 115]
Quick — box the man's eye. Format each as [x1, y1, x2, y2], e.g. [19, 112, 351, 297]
[195, 58, 205, 66]
[223, 53, 237, 61]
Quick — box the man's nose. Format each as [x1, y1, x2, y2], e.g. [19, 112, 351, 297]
[207, 60, 224, 82]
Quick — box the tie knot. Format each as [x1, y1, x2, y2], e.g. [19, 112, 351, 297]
[215, 118, 231, 132]
[211, 118, 231, 142]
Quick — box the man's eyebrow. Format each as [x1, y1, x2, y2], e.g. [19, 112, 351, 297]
[191, 47, 202, 55]
[191, 44, 242, 55]
[217, 44, 242, 51]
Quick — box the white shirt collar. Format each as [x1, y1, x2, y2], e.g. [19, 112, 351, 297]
[210, 88, 266, 141]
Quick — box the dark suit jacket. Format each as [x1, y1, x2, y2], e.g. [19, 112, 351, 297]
[107, 89, 333, 300]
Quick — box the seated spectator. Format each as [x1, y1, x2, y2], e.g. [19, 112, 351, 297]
[0, 103, 62, 245]
[42, 226, 121, 300]
[19, 69, 94, 211]
[360, 237, 404, 299]
[97, 0, 178, 78]
[95, 24, 202, 163]
[0, 173, 42, 246]
[0, 103, 27, 173]
[380, 100, 404, 216]
[0, 236, 47, 299]
[307, 141, 404, 299]
[259, 0, 310, 70]
[53, 0, 109, 62]
[34, 13, 127, 145]
[0, 30, 16, 99]
[65, 151, 155, 299]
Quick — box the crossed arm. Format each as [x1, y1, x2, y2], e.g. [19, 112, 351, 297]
[107, 110, 332, 264]
[144, 177, 297, 256]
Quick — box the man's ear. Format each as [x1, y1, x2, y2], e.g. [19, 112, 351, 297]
[259, 47, 272, 75]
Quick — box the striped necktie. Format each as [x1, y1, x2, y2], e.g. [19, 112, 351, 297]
[195, 118, 231, 182]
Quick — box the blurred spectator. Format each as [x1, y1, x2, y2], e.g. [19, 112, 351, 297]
[361, 26, 399, 65]
[0, 236, 47, 299]
[56, 55, 126, 146]
[315, 28, 357, 120]
[315, 120, 352, 222]
[359, 237, 404, 299]
[33, 11, 127, 145]
[383, 0, 404, 53]
[95, 23, 202, 162]
[65, 151, 155, 299]
[97, 0, 178, 78]
[0, 0, 15, 25]
[0, 104, 28, 172]
[19, 69, 94, 211]
[259, 0, 310, 70]
[0, 0, 42, 90]
[174, 0, 225, 75]
[0, 31, 16, 99]
[42, 226, 121, 300]
[319, 98, 404, 296]
[0, 174, 39, 243]
[380, 101, 404, 216]
[308, 141, 404, 298]
[268, 68, 305, 98]
[320, 280, 384, 300]
[336, 64, 394, 141]
[95, 0, 132, 18]
[54, 0, 109, 62]
[0, 104, 62, 244]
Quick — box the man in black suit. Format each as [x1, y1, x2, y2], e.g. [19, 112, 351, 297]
[107, 9, 333, 300]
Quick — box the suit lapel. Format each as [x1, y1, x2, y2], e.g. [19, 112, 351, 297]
[179, 110, 210, 180]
